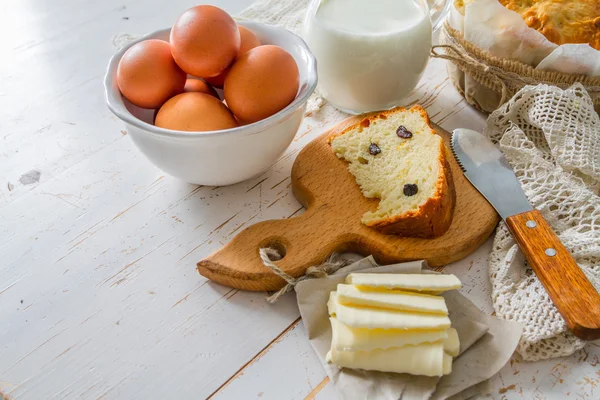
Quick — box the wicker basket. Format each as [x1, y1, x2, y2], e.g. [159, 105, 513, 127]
[432, 22, 600, 114]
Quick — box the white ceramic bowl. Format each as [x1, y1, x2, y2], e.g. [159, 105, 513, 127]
[104, 21, 317, 186]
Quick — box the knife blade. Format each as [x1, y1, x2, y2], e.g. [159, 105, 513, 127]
[450, 128, 532, 219]
[451, 128, 600, 341]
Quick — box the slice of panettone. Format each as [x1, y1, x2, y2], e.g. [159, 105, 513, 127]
[329, 105, 455, 238]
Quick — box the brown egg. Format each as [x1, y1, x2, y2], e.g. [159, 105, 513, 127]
[204, 69, 227, 88]
[170, 5, 240, 78]
[205, 26, 261, 88]
[183, 78, 219, 99]
[155, 92, 238, 131]
[238, 26, 262, 54]
[224, 45, 299, 123]
[117, 39, 186, 109]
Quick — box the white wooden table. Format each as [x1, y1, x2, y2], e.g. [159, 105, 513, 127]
[1, 1, 599, 399]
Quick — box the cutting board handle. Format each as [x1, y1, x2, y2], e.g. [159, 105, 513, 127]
[506, 209, 600, 341]
[197, 203, 352, 291]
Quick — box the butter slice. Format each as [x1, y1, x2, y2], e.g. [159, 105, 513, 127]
[329, 342, 446, 377]
[346, 273, 461, 293]
[443, 327, 460, 357]
[326, 350, 332, 363]
[337, 284, 448, 314]
[328, 292, 451, 330]
[442, 354, 453, 375]
[330, 317, 448, 351]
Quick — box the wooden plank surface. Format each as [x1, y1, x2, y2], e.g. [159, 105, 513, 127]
[1, 0, 599, 399]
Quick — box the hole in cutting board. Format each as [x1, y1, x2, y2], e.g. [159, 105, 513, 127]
[264, 241, 287, 261]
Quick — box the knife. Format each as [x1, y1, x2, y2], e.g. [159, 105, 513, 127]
[451, 128, 600, 341]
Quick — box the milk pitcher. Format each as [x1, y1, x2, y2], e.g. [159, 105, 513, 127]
[303, 0, 451, 114]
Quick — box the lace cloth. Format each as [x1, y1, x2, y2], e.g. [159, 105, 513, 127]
[238, 0, 307, 33]
[485, 83, 600, 361]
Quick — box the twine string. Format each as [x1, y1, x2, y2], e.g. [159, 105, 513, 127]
[431, 40, 512, 104]
[259, 248, 353, 303]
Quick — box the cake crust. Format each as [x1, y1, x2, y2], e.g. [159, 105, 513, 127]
[329, 105, 456, 238]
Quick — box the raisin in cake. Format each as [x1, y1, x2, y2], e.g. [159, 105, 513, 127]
[329, 105, 455, 238]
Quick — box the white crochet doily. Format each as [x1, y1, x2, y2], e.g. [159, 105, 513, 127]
[485, 83, 600, 361]
[238, 0, 307, 33]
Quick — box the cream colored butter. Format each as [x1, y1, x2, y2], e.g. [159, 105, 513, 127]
[443, 327, 460, 357]
[442, 353, 453, 375]
[330, 317, 448, 351]
[336, 284, 448, 314]
[326, 350, 332, 363]
[329, 342, 447, 377]
[345, 273, 462, 293]
[328, 292, 451, 330]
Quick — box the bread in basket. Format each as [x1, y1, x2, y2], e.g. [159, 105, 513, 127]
[434, 0, 600, 114]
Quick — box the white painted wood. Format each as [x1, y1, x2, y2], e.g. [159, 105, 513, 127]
[1, 1, 598, 400]
[212, 319, 323, 400]
[0, 137, 305, 399]
[314, 382, 337, 400]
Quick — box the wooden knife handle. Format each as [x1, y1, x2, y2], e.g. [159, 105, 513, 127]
[506, 209, 600, 340]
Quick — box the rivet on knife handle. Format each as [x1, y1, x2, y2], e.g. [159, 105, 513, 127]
[505, 209, 600, 341]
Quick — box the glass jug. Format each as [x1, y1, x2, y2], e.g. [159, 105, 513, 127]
[303, 0, 451, 114]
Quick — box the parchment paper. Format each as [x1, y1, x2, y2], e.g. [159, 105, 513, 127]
[295, 257, 523, 400]
[450, 0, 600, 74]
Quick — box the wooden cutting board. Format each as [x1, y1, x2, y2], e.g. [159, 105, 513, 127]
[197, 115, 499, 291]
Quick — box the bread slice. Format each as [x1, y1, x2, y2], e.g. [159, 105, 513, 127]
[329, 105, 455, 238]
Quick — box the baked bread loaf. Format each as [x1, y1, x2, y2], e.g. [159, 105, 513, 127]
[455, 0, 600, 50]
[500, 0, 600, 49]
[329, 105, 455, 238]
